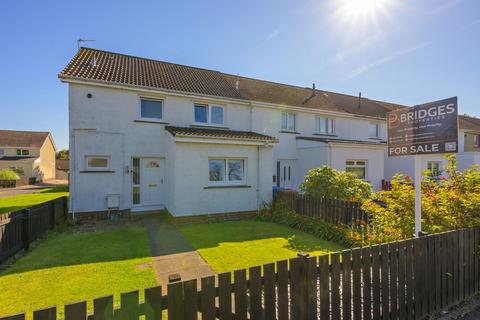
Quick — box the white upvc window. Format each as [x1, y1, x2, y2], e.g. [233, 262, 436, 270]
[16, 149, 29, 156]
[85, 156, 110, 171]
[281, 112, 296, 131]
[317, 117, 335, 134]
[345, 160, 367, 179]
[369, 123, 380, 138]
[194, 104, 225, 126]
[208, 158, 245, 185]
[427, 161, 441, 177]
[140, 98, 163, 120]
[474, 134, 480, 148]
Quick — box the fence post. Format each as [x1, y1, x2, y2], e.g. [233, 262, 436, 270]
[62, 196, 68, 221]
[22, 209, 31, 251]
[50, 201, 55, 229]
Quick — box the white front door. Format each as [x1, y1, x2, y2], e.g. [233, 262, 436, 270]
[132, 157, 164, 210]
[279, 160, 295, 189]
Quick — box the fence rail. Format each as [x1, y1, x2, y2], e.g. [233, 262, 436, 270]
[0, 196, 68, 263]
[2, 227, 479, 320]
[274, 190, 368, 226]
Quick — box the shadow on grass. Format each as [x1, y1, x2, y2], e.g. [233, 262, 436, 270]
[34, 185, 69, 194]
[179, 220, 345, 253]
[0, 224, 151, 276]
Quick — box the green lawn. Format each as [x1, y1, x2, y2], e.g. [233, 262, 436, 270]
[179, 220, 345, 273]
[0, 224, 157, 319]
[0, 185, 69, 214]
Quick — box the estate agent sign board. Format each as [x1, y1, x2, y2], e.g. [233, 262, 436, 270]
[387, 97, 458, 157]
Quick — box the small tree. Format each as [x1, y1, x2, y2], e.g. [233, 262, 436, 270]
[0, 169, 20, 181]
[300, 166, 372, 201]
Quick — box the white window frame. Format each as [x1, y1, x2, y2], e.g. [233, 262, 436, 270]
[316, 117, 335, 134]
[281, 112, 296, 131]
[369, 123, 380, 138]
[194, 103, 225, 126]
[474, 134, 480, 148]
[345, 160, 367, 180]
[208, 158, 246, 186]
[85, 156, 110, 171]
[139, 98, 164, 121]
[427, 161, 441, 177]
[16, 149, 30, 156]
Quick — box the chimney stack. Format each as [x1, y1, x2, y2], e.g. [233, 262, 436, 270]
[358, 92, 362, 109]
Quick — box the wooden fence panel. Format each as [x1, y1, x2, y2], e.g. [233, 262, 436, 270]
[233, 269, 247, 320]
[4, 228, 480, 320]
[65, 301, 87, 320]
[145, 286, 163, 320]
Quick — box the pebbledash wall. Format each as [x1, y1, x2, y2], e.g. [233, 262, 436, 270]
[68, 82, 388, 217]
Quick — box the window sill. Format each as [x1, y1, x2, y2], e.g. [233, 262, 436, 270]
[279, 130, 300, 134]
[204, 185, 251, 189]
[79, 170, 115, 173]
[134, 119, 169, 124]
[368, 137, 382, 140]
[313, 133, 337, 137]
[190, 124, 229, 129]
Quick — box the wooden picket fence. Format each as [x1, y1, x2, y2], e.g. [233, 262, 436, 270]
[2, 227, 479, 320]
[274, 190, 368, 226]
[0, 196, 68, 263]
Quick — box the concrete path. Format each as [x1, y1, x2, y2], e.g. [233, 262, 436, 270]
[142, 216, 214, 290]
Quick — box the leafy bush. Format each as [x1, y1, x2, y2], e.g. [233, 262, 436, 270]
[300, 166, 372, 201]
[0, 169, 20, 181]
[362, 155, 480, 243]
[257, 201, 363, 248]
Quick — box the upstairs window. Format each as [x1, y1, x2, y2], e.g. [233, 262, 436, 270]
[281, 112, 296, 131]
[474, 134, 480, 148]
[140, 99, 163, 119]
[16, 149, 29, 156]
[317, 117, 335, 134]
[346, 160, 367, 179]
[194, 104, 224, 126]
[369, 123, 380, 138]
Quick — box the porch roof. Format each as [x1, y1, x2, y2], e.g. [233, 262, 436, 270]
[165, 126, 278, 143]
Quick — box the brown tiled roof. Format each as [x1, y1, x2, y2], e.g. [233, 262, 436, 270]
[0, 130, 50, 148]
[166, 126, 278, 143]
[60, 48, 407, 119]
[459, 115, 480, 133]
[297, 136, 386, 145]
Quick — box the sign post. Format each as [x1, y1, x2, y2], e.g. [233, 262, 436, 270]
[387, 97, 458, 237]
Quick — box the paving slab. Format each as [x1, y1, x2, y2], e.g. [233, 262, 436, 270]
[142, 216, 215, 291]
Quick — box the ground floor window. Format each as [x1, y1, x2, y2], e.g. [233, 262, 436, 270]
[427, 161, 441, 177]
[345, 160, 367, 179]
[209, 158, 245, 184]
[9, 166, 24, 176]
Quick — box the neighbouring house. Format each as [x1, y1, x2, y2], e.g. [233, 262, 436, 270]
[0, 130, 57, 183]
[56, 159, 69, 180]
[60, 48, 404, 218]
[384, 114, 480, 180]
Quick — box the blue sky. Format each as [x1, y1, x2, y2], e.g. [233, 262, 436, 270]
[1, 0, 479, 149]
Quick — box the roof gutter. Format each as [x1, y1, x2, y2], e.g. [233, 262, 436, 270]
[59, 76, 389, 121]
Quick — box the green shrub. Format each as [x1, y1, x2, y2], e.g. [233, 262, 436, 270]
[362, 155, 480, 243]
[257, 201, 363, 248]
[300, 166, 372, 201]
[0, 169, 20, 181]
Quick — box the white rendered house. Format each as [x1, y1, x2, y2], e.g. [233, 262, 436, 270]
[60, 48, 406, 217]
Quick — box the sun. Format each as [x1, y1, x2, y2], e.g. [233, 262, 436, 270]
[339, 0, 387, 18]
[333, 0, 393, 28]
